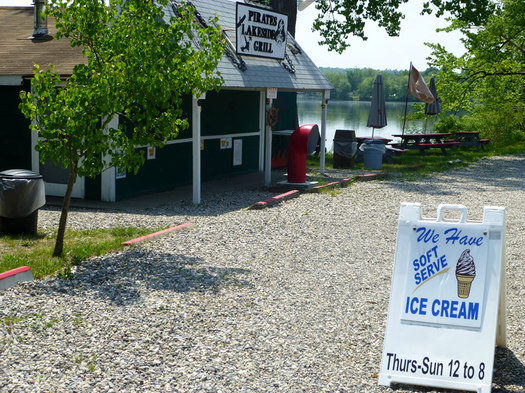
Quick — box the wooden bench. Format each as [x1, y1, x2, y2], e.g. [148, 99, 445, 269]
[384, 144, 407, 163]
[417, 142, 461, 153]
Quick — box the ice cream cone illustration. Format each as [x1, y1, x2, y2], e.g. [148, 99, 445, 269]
[455, 249, 476, 298]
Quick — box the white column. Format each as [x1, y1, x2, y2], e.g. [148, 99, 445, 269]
[264, 97, 273, 187]
[320, 90, 329, 174]
[192, 94, 205, 204]
[258, 91, 266, 172]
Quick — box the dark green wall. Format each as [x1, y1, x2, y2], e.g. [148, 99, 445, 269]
[115, 143, 193, 200]
[273, 92, 298, 132]
[201, 90, 260, 135]
[1, 85, 299, 201]
[0, 83, 32, 171]
[271, 92, 298, 167]
[115, 90, 263, 201]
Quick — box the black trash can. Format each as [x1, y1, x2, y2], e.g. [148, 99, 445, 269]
[0, 169, 46, 235]
[333, 129, 357, 169]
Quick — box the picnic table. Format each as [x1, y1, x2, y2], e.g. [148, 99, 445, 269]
[391, 133, 460, 154]
[452, 131, 490, 151]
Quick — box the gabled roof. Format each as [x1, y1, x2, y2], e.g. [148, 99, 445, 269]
[0, 2, 332, 92]
[169, 0, 333, 92]
[0, 7, 86, 77]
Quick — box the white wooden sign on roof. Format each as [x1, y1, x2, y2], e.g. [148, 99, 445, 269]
[235, 3, 287, 60]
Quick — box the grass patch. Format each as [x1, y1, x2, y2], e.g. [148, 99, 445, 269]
[0, 227, 163, 279]
[306, 143, 524, 178]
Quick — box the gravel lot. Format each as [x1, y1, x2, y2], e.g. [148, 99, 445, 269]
[1, 155, 524, 393]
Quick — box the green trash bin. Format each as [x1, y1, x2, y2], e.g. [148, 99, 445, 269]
[0, 169, 46, 235]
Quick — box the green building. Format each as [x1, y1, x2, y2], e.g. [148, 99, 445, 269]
[0, 0, 332, 203]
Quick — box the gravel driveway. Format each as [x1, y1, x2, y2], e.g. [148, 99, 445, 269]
[1, 155, 524, 392]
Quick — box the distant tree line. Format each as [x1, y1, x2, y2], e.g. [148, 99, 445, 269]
[321, 67, 439, 102]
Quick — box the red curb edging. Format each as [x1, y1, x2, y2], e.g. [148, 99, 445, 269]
[252, 172, 387, 209]
[310, 181, 340, 193]
[355, 172, 387, 182]
[250, 190, 300, 210]
[0, 266, 34, 290]
[0, 266, 31, 281]
[122, 223, 194, 246]
[339, 178, 353, 187]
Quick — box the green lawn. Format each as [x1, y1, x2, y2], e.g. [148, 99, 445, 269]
[0, 227, 162, 279]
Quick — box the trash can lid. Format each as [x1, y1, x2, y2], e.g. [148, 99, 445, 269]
[364, 139, 385, 144]
[0, 169, 43, 180]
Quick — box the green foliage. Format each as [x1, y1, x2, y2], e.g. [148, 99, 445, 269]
[18, 0, 224, 256]
[427, 0, 525, 146]
[20, 0, 223, 178]
[321, 67, 438, 102]
[323, 71, 352, 100]
[311, 0, 497, 53]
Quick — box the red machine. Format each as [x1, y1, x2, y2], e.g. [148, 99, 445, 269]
[288, 124, 320, 183]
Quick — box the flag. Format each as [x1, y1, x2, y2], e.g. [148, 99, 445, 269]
[407, 64, 435, 104]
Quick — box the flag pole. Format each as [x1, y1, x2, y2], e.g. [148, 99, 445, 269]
[401, 62, 412, 135]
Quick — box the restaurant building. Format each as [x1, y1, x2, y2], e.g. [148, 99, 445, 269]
[0, 0, 332, 202]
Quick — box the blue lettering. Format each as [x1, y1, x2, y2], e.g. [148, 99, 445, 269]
[450, 300, 458, 318]
[413, 246, 446, 286]
[413, 258, 420, 272]
[468, 302, 479, 320]
[426, 299, 480, 320]
[432, 299, 440, 316]
[419, 298, 428, 315]
[441, 299, 450, 317]
[410, 297, 419, 314]
[444, 228, 484, 246]
[405, 297, 428, 315]
[420, 267, 428, 282]
[458, 301, 467, 319]
[416, 227, 439, 243]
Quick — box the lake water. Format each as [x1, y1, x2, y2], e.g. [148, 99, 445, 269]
[297, 98, 431, 151]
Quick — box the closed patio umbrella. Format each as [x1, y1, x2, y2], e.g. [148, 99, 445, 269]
[424, 76, 441, 131]
[367, 74, 387, 137]
[425, 77, 441, 115]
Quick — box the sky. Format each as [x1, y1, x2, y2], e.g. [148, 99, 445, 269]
[3, 0, 466, 71]
[294, 1, 466, 71]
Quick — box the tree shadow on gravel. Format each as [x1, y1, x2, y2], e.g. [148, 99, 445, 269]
[387, 347, 525, 392]
[385, 156, 525, 196]
[492, 347, 525, 392]
[43, 248, 251, 306]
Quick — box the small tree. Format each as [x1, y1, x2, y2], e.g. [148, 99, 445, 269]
[426, 0, 525, 144]
[19, 0, 224, 256]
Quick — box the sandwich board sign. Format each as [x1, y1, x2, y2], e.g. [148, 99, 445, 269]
[379, 203, 506, 393]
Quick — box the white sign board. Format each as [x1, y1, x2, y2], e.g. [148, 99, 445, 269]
[233, 139, 242, 166]
[379, 203, 506, 393]
[220, 138, 232, 150]
[267, 87, 278, 100]
[236, 3, 287, 60]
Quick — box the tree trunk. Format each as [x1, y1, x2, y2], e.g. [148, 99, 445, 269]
[52, 167, 77, 257]
[270, 0, 297, 37]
